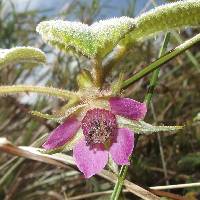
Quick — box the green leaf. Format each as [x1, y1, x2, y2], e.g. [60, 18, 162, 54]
[0, 47, 46, 69]
[117, 116, 183, 134]
[36, 17, 135, 58]
[121, 0, 200, 47]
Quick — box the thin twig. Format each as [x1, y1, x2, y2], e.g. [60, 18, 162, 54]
[150, 182, 200, 190]
[67, 190, 129, 200]
[122, 33, 200, 88]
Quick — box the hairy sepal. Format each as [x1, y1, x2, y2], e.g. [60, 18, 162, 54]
[117, 116, 183, 135]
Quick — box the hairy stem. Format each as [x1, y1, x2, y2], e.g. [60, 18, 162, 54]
[122, 33, 200, 88]
[91, 58, 103, 88]
[0, 85, 79, 101]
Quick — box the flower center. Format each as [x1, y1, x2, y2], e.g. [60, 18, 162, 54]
[81, 108, 117, 145]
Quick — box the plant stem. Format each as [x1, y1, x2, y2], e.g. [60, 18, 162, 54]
[144, 32, 170, 106]
[110, 33, 171, 200]
[111, 164, 128, 200]
[91, 58, 103, 88]
[122, 33, 200, 88]
[0, 85, 78, 101]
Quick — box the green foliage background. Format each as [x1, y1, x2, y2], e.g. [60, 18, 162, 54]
[0, 0, 200, 199]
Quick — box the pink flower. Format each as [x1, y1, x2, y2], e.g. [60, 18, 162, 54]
[42, 97, 147, 178]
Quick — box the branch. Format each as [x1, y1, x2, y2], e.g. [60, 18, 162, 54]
[122, 33, 200, 88]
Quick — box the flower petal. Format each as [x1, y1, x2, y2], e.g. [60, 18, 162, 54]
[42, 116, 80, 150]
[73, 139, 108, 178]
[109, 128, 134, 165]
[109, 97, 147, 120]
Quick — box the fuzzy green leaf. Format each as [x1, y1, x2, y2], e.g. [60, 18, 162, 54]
[121, 0, 200, 47]
[117, 116, 183, 134]
[36, 17, 135, 58]
[0, 47, 46, 68]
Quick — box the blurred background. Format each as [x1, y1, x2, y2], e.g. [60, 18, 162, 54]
[0, 0, 200, 199]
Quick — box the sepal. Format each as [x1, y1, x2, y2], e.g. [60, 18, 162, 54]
[117, 116, 183, 134]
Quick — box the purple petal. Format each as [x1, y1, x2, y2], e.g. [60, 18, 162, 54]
[109, 97, 147, 120]
[109, 128, 134, 165]
[42, 117, 80, 150]
[73, 139, 108, 178]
